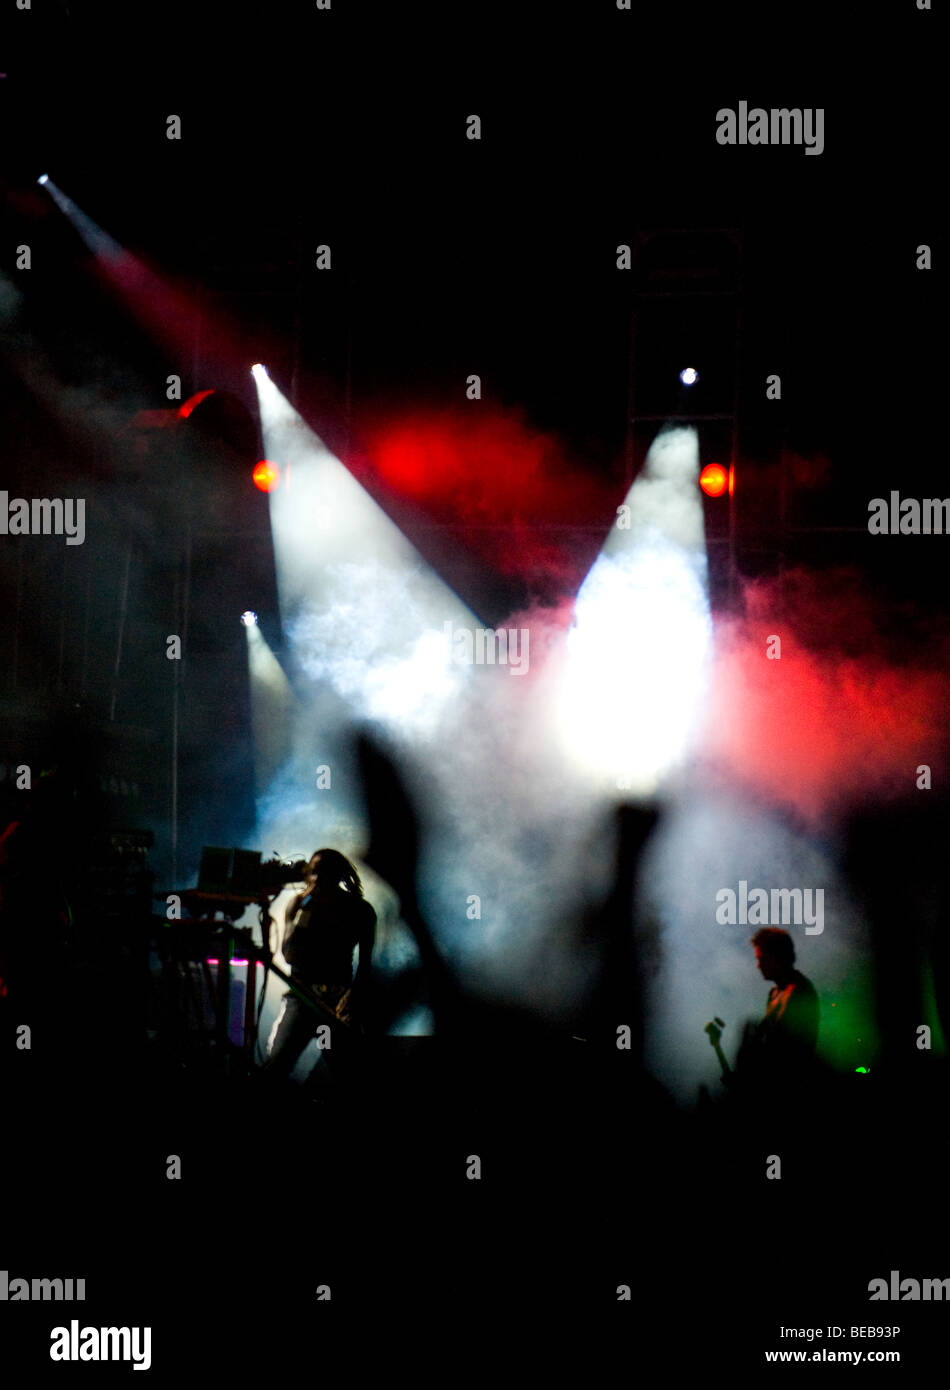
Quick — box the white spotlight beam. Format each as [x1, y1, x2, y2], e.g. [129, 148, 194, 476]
[39, 178, 124, 261]
[556, 425, 713, 796]
[253, 371, 481, 736]
[245, 621, 296, 792]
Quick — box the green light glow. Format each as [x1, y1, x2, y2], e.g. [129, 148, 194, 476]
[816, 965, 880, 1073]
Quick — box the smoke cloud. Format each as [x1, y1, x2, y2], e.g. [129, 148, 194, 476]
[699, 567, 950, 823]
[255, 410, 950, 1099]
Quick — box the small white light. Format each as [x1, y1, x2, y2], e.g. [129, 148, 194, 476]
[241, 611, 258, 627]
[38, 174, 49, 186]
[250, 363, 267, 379]
[679, 367, 699, 387]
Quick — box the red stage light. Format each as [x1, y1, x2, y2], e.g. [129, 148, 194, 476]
[699, 462, 729, 498]
[177, 389, 216, 419]
[252, 460, 281, 493]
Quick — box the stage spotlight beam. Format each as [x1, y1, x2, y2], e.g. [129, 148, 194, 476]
[248, 369, 492, 920]
[251, 369, 480, 735]
[556, 425, 712, 796]
[244, 618, 295, 795]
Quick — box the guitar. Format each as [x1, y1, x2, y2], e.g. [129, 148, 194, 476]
[229, 923, 354, 1032]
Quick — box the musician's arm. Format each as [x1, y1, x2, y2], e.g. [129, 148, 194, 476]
[705, 1020, 734, 1084]
[278, 885, 310, 964]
